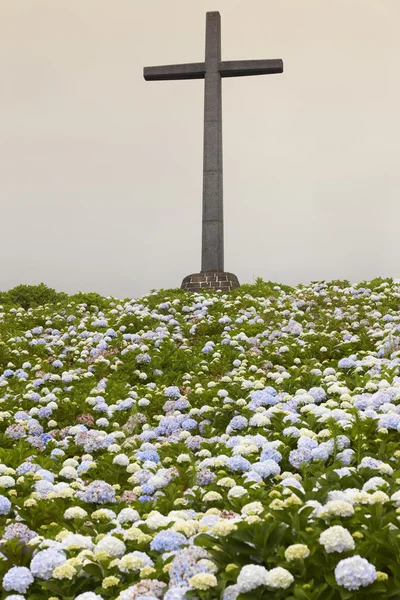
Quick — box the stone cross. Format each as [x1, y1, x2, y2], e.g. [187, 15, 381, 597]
[144, 11, 283, 289]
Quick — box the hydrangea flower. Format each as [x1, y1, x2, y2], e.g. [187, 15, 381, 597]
[30, 549, 67, 580]
[150, 530, 187, 552]
[3, 566, 34, 593]
[334, 555, 377, 590]
[236, 565, 269, 592]
[0, 494, 11, 515]
[319, 526, 355, 553]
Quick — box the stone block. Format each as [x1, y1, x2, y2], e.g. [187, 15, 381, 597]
[181, 271, 239, 292]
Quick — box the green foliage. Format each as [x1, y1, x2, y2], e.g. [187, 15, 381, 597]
[68, 291, 113, 310]
[232, 277, 294, 298]
[0, 283, 67, 309]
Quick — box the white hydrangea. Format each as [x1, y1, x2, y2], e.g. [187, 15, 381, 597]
[284, 544, 310, 561]
[145, 511, 172, 529]
[59, 467, 78, 480]
[60, 534, 94, 551]
[95, 535, 126, 557]
[265, 567, 294, 589]
[0, 476, 15, 488]
[211, 520, 237, 537]
[318, 500, 354, 518]
[249, 414, 270, 427]
[112, 454, 130, 467]
[118, 551, 153, 573]
[91, 509, 117, 521]
[189, 573, 218, 590]
[241, 501, 264, 516]
[227, 486, 247, 499]
[236, 565, 269, 592]
[369, 490, 390, 504]
[75, 593, 104, 600]
[362, 477, 389, 492]
[117, 508, 140, 524]
[63, 507, 88, 520]
[319, 526, 355, 553]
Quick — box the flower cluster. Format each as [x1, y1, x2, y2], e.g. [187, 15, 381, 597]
[0, 277, 400, 598]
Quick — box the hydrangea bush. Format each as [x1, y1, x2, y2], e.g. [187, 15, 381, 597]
[0, 277, 400, 599]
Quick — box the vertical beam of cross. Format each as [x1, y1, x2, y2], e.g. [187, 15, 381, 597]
[144, 12, 283, 274]
[203, 12, 223, 272]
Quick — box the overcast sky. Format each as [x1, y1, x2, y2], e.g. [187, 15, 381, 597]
[1, 0, 400, 298]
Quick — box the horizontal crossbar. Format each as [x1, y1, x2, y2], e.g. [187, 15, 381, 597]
[144, 59, 283, 81]
[144, 62, 206, 81]
[219, 59, 283, 77]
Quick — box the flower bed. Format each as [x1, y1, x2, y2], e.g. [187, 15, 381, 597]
[0, 278, 400, 599]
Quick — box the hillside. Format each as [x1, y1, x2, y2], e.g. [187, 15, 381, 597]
[0, 278, 400, 599]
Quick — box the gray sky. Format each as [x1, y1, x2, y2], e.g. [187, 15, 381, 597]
[1, 0, 400, 298]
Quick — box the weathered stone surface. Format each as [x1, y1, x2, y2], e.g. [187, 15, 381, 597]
[181, 271, 240, 292]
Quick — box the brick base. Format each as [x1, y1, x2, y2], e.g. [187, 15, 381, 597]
[181, 271, 240, 292]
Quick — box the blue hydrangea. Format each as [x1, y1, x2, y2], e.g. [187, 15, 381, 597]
[229, 416, 248, 431]
[36, 469, 55, 482]
[377, 413, 400, 429]
[38, 406, 52, 418]
[78, 480, 117, 504]
[289, 448, 312, 469]
[181, 418, 197, 431]
[3, 523, 37, 543]
[77, 461, 92, 474]
[260, 446, 282, 463]
[164, 587, 191, 600]
[14, 411, 30, 420]
[251, 460, 281, 478]
[30, 548, 67, 580]
[336, 449, 355, 465]
[0, 494, 11, 515]
[196, 469, 216, 485]
[164, 386, 181, 398]
[136, 353, 151, 364]
[338, 358, 356, 369]
[283, 426, 301, 438]
[3, 566, 34, 593]
[248, 387, 278, 409]
[226, 456, 252, 473]
[334, 555, 376, 590]
[169, 545, 210, 587]
[311, 446, 330, 461]
[50, 448, 65, 460]
[150, 530, 187, 552]
[139, 430, 157, 442]
[157, 416, 181, 436]
[202, 344, 214, 354]
[136, 449, 160, 463]
[297, 437, 318, 450]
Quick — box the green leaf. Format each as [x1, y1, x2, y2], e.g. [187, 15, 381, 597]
[83, 562, 103, 578]
[40, 581, 66, 595]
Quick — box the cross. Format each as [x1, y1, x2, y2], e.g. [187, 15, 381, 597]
[144, 11, 283, 274]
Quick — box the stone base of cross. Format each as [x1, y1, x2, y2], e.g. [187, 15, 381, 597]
[181, 271, 240, 292]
